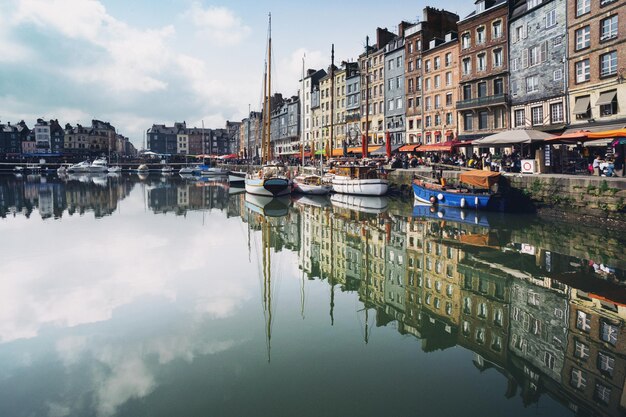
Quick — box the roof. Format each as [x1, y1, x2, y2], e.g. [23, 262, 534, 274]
[459, 0, 508, 24]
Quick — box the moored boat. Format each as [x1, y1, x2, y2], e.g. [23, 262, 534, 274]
[331, 165, 388, 196]
[89, 157, 109, 173]
[412, 169, 504, 211]
[292, 174, 332, 195]
[136, 164, 149, 173]
[228, 171, 246, 186]
[67, 160, 91, 173]
[245, 164, 291, 197]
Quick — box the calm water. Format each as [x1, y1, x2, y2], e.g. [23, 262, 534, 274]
[1, 172, 625, 417]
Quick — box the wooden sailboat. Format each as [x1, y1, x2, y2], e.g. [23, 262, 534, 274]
[293, 50, 331, 195]
[245, 14, 291, 197]
[331, 36, 389, 196]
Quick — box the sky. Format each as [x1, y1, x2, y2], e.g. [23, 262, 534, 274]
[0, 0, 473, 148]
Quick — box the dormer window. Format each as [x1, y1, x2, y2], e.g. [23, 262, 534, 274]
[476, 1, 485, 13]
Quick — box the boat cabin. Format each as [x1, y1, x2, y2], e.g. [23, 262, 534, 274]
[335, 165, 382, 179]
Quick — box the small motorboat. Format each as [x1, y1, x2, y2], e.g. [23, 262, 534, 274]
[179, 165, 199, 175]
[412, 169, 505, 211]
[89, 157, 109, 173]
[136, 164, 149, 173]
[67, 160, 91, 173]
[161, 165, 174, 175]
[292, 174, 332, 195]
[228, 171, 246, 186]
[107, 165, 122, 173]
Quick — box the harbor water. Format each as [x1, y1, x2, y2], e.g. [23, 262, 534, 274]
[0, 172, 625, 417]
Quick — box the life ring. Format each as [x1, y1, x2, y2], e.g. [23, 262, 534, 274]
[429, 195, 437, 205]
[437, 193, 444, 201]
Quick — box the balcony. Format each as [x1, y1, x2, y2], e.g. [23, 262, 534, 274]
[456, 93, 508, 110]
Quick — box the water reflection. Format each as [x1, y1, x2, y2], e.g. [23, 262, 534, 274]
[0, 174, 625, 417]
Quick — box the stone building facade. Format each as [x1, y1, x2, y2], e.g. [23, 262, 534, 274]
[384, 34, 406, 149]
[509, 0, 568, 131]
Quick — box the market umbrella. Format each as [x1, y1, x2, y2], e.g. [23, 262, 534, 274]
[472, 129, 555, 146]
[220, 153, 238, 159]
[546, 130, 590, 142]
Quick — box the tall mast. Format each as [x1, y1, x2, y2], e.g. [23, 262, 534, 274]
[301, 54, 305, 168]
[330, 44, 335, 160]
[266, 13, 272, 164]
[365, 36, 370, 160]
[263, 61, 268, 165]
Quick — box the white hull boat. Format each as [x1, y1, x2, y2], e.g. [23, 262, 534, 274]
[331, 176, 388, 196]
[107, 166, 122, 173]
[67, 161, 91, 173]
[89, 158, 109, 173]
[244, 177, 291, 197]
[292, 174, 332, 195]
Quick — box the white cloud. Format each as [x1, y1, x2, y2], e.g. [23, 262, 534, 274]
[183, 2, 251, 46]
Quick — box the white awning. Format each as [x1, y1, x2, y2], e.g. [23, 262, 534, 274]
[572, 96, 590, 114]
[595, 90, 617, 106]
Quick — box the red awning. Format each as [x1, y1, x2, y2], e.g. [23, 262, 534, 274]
[399, 144, 421, 152]
[416, 141, 455, 152]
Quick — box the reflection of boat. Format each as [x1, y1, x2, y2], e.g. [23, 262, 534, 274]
[26, 163, 41, 172]
[330, 193, 388, 213]
[161, 165, 174, 174]
[245, 193, 290, 217]
[229, 187, 245, 195]
[179, 173, 197, 181]
[331, 165, 388, 196]
[412, 203, 491, 227]
[136, 164, 149, 173]
[91, 174, 108, 187]
[107, 165, 121, 173]
[13, 166, 24, 172]
[57, 163, 71, 174]
[293, 194, 331, 208]
[293, 174, 332, 195]
[68, 160, 91, 173]
[199, 165, 229, 176]
[413, 170, 504, 210]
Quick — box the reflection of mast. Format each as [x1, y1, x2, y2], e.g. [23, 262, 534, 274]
[364, 226, 370, 344]
[329, 209, 335, 326]
[262, 218, 272, 363]
[300, 270, 306, 320]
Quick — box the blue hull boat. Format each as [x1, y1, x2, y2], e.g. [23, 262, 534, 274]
[412, 169, 506, 211]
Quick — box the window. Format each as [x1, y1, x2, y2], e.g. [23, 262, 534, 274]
[575, 26, 590, 50]
[426, 116, 432, 127]
[594, 383, 611, 405]
[408, 61, 413, 72]
[526, 76, 539, 93]
[476, 27, 485, 44]
[461, 33, 471, 49]
[478, 82, 487, 97]
[600, 15, 617, 42]
[577, 0, 590, 16]
[425, 78, 431, 91]
[514, 24, 526, 42]
[434, 75, 440, 88]
[546, 9, 556, 28]
[553, 69, 563, 81]
[493, 49, 502, 68]
[600, 51, 617, 77]
[445, 53, 452, 66]
[446, 112, 453, 125]
[478, 111, 488, 130]
[396, 98, 402, 109]
[599, 90, 618, 116]
[574, 340, 590, 359]
[570, 368, 587, 390]
[492, 21, 502, 39]
[531, 106, 543, 125]
[528, 43, 547, 66]
[576, 59, 590, 83]
[544, 352, 555, 370]
[511, 57, 519, 71]
[425, 59, 431, 72]
[494, 78, 503, 95]
[601, 320, 618, 345]
[446, 93, 453, 106]
[515, 109, 525, 127]
[435, 95, 441, 108]
[434, 113, 441, 125]
[528, 0, 542, 7]
[477, 53, 486, 71]
[576, 310, 591, 332]
[553, 35, 562, 47]
[598, 352, 615, 376]
[462, 58, 471, 75]
[446, 72, 452, 86]
[425, 97, 431, 110]
[388, 99, 394, 111]
[434, 57, 441, 69]
[463, 84, 472, 100]
[550, 102, 564, 123]
[464, 112, 473, 130]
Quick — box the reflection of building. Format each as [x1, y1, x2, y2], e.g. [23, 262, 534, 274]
[562, 289, 626, 416]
